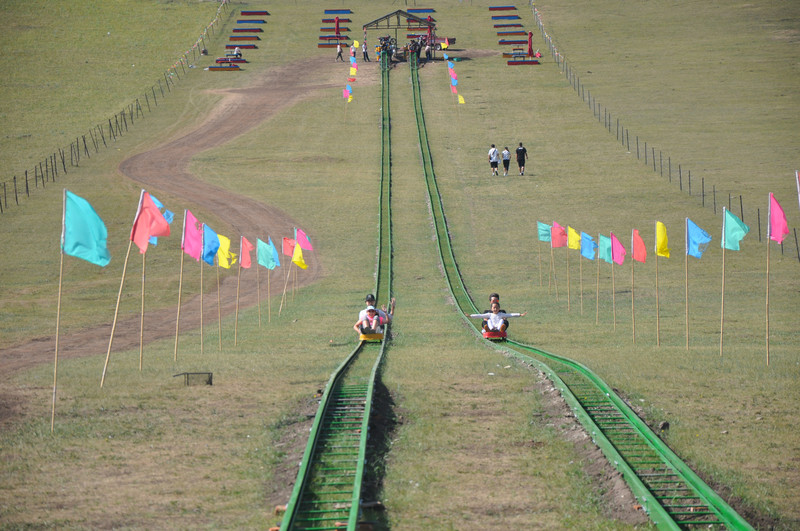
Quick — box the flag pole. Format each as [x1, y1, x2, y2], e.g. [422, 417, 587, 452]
[279, 263, 292, 315]
[766, 194, 771, 365]
[720, 208, 727, 358]
[216, 257, 222, 351]
[684, 218, 690, 351]
[655, 221, 661, 347]
[595, 252, 600, 325]
[101, 240, 133, 388]
[200, 252, 204, 356]
[268, 269, 272, 323]
[631, 243, 635, 344]
[566, 248, 571, 311]
[140, 252, 146, 371]
[174, 248, 185, 362]
[579, 253, 583, 316]
[257, 263, 262, 327]
[52, 248, 65, 433]
[611, 259, 616, 331]
[235, 238, 242, 346]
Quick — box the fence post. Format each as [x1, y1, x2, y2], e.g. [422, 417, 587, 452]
[757, 208, 761, 242]
[678, 165, 682, 191]
[739, 195, 744, 222]
[688, 170, 691, 195]
[702, 178, 705, 207]
[13, 176, 19, 205]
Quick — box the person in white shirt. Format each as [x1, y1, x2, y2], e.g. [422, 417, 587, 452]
[488, 144, 500, 176]
[470, 302, 527, 332]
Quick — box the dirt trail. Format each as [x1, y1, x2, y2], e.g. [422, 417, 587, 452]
[0, 56, 341, 378]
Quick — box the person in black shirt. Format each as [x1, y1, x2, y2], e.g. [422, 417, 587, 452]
[516, 142, 528, 176]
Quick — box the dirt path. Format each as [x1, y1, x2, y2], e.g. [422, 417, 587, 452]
[0, 56, 342, 379]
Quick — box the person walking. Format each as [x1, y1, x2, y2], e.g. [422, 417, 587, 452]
[501, 147, 511, 176]
[350, 42, 356, 58]
[516, 142, 528, 175]
[336, 42, 344, 62]
[362, 41, 370, 62]
[488, 144, 500, 176]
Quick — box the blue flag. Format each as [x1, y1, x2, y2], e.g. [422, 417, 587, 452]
[451, 78, 458, 86]
[580, 232, 597, 260]
[62, 190, 111, 267]
[202, 224, 220, 265]
[686, 218, 712, 258]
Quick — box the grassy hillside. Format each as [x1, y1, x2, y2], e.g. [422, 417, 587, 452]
[0, 0, 798, 528]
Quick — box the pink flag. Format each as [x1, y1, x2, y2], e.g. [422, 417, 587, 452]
[181, 210, 203, 261]
[611, 232, 626, 265]
[343, 88, 350, 100]
[631, 229, 646, 263]
[769, 193, 789, 244]
[450, 84, 457, 94]
[240, 236, 255, 269]
[449, 70, 457, 80]
[282, 237, 296, 256]
[129, 190, 170, 254]
[296, 228, 314, 251]
[551, 222, 567, 248]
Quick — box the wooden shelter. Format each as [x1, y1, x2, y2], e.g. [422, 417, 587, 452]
[362, 9, 436, 44]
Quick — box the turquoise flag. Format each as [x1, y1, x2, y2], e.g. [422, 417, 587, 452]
[580, 232, 597, 260]
[721, 208, 749, 251]
[62, 190, 111, 267]
[598, 234, 612, 263]
[257, 237, 279, 270]
[686, 218, 712, 258]
[537, 221, 551, 242]
[202, 224, 220, 265]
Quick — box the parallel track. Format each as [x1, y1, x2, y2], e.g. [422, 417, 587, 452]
[407, 54, 753, 531]
[279, 54, 393, 531]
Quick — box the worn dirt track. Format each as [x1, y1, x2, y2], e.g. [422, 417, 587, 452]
[0, 56, 342, 378]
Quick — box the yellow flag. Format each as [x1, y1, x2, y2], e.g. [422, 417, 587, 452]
[216, 234, 237, 269]
[347, 94, 353, 102]
[353, 40, 359, 48]
[567, 226, 581, 250]
[457, 95, 465, 104]
[655, 221, 670, 258]
[349, 67, 357, 76]
[292, 243, 308, 270]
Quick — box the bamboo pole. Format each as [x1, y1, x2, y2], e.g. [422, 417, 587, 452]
[631, 250, 635, 344]
[279, 264, 292, 315]
[268, 269, 272, 323]
[101, 240, 133, 387]
[52, 252, 64, 433]
[595, 253, 600, 325]
[655, 251, 661, 347]
[217, 258, 222, 351]
[720, 244, 727, 357]
[174, 249, 185, 362]
[257, 264, 262, 327]
[200, 254, 204, 356]
[566, 248, 571, 311]
[139, 252, 146, 371]
[235, 250, 242, 346]
[611, 260, 616, 331]
[579, 255, 583, 316]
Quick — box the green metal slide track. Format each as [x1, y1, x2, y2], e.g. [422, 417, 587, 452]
[279, 54, 394, 531]
[407, 54, 753, 531]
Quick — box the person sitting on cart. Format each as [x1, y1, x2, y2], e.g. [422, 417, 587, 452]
[470, 301, 526, 333]
[358, 293, 395, 323]
[481, 293, 508, 330]
[354, 306, 388, 335]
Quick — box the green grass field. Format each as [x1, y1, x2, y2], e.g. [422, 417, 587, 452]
[1, 0, 798, 528]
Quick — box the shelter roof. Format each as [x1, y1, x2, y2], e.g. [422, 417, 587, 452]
[362, 10, 436, 30]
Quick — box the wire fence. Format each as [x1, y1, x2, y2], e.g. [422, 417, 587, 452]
[528, 1, 800, 263]
[0, 0, 231, 215]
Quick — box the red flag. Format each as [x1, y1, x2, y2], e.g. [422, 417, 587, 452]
[450, 84, 457, 94]
[632, 229, 647, 263]
[130, 190, 170, 254]
[240, 236, 255, 269]
[551, 221, 567, 247]
[282, 237, 296, 256]
[769, 193, 789, 244]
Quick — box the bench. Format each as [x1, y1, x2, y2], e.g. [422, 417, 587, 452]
[173, 372, 213, 385]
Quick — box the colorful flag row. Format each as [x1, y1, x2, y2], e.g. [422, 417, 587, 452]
[443, 53, 465, 105]
[536, 193, 790, 263]
[61, 189, 312, 271]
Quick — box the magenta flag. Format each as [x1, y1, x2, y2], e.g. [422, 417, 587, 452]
[343, 89, 349, 100]
[769, 193, 790, 244]
[611, 232, 626, 265]
[450, 84, 457, 94]
[181, 210, 203, 261]
[551, 222, 567, 248]
[296, 228, 314, 251]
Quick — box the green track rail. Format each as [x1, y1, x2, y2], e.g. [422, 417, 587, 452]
[279, 54, 394, 531]
[407, 54, 753, 531]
